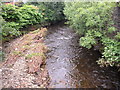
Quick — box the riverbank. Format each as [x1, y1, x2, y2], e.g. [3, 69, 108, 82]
[1, 28, 49, 88]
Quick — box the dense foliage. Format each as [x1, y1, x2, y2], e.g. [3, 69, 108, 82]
[1, 4, 40, 40]
[64, 2, 120, 68]
[27, 2, 65, 23]
[1, 2, 64, 41]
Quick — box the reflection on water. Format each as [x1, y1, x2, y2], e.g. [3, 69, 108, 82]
[45, 23, 120, 88]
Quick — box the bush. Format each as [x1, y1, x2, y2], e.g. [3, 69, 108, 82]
[18, 5, 43, 25]
[0, 4, 44, 41]
[1, 3, 65, 40]
[27, 2, 65, 23]
[1, 4, 43, 28]
[64, 2, 120, 68]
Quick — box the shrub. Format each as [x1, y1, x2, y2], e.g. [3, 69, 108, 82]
[27, 2, 65, 23]
[18, 5, 43, 25]
[1, 3, 65, 40]
[0, 15, 21, 39]
[64, 2, 120, 68]
[1, 4, 42, 28]
[1, 4, 44, 40]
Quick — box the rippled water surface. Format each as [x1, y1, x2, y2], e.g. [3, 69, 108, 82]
[45, 23, 120, 88]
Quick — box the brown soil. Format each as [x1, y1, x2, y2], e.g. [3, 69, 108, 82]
[1, 28, 49, 88]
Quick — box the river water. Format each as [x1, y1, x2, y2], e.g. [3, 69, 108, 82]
[45, 23, 120, 88]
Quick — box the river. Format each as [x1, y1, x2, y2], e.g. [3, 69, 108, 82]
[45, 23, 120, 88]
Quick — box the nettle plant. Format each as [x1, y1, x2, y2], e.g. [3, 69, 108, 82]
[64, 2, 120, 68]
